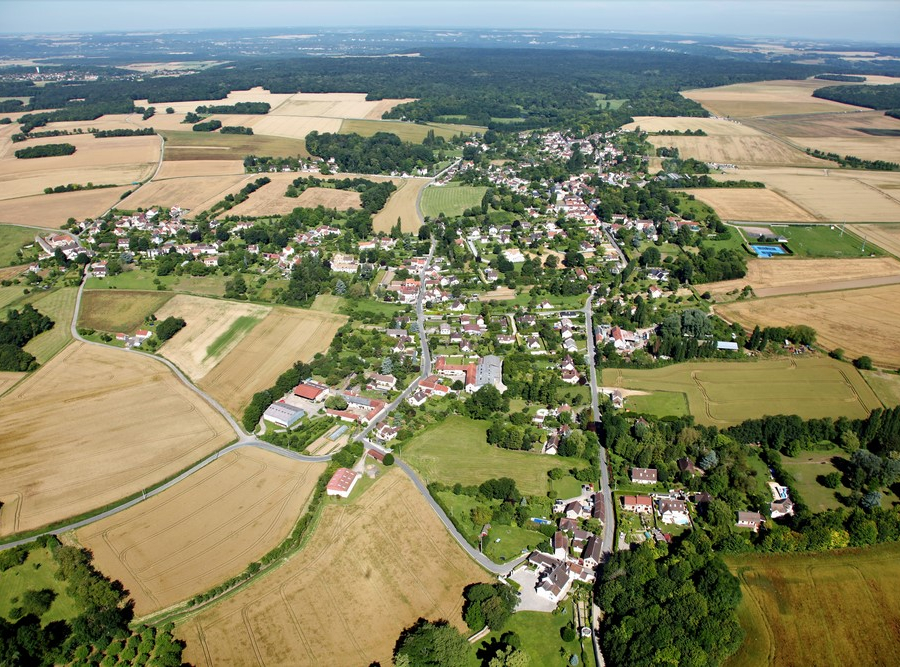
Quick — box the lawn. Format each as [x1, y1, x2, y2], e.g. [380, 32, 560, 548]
[602, 357, 882, 426]
[550, 475, 587, 500]
[725, 542, 900, 667]
[79, 290, 172, 333]
[775, 223, 883, 258]
[403, 415, 587, 496]
[0, 225, 36, 268]
[475, 606, 597, 667]
[780, 448, 848, 512]
[421, 183, 488, 219]
[85, 269, 175, 291]
[862, 369, 900, 407]
[623, 390, 689, 418]
[0, 547, 80, 625]
[484, 524, 547, 563]
[205, 314, 264, 358]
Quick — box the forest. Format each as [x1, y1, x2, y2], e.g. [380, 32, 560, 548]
[0, 304, 53, 371]
[285, 175, 396, 213]
[195, 101, 270, 114]
[305, 131, 436, 174]
[14, 143, 76, 159]
[811, 82, 900, 109]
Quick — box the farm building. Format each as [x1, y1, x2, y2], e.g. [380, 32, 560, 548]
[263, 402, 306, 428]
[293, 381, 329, 402]
[326, 468, 361, 498]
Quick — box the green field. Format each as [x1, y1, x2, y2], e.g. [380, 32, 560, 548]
[602, 357, 882, 426]
[404, 415, 587, 496]
[588, 92, 628, 110]
[22, 287, 77, 364]
[0, 547, 80, 625]
[159, 130, 310, 160]
[862, 369, 900, 407]
[205, 314, 263, 358]
[85, 269, 175, 291]
[421, 183, 488, 219]
[780, 448, 849, 512]
[726, 543, 900, 667]
[338, 119, 484, 142]
[622, 390, 690, 418]
[0, 225, 36, 268]
[772, 224, 883, 258]
[79, 290, 173, 333]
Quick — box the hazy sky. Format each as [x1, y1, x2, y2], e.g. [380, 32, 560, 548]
[3, 0, 899, 43]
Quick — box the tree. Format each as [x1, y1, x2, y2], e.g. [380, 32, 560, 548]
[854, 356, 874, 370]
[821, 472, 842, 489]
[639, 246, 661, 267]
[393, 619, 470, 667]
[488, 647, 530, 667]
[155, 316, 186, 342]
[860, 491, 882, 510]
[383, 453, 395, 466]
[560, 626, 577, 642]
[325, 396, 349, 411]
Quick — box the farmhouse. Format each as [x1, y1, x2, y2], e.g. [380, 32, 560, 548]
[630, 467, 658, 484]
[326, 468, 361, 498]
[622, 495, 653, 514]
[263, 401, 306, 428]
[538, 562, 573, 602]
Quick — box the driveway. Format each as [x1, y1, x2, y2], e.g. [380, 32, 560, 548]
[510, 566, 557, 612]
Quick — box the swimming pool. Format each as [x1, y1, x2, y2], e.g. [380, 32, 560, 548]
[751, 244, 787, 258]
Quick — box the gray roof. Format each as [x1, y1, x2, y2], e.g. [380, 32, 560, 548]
[263, 402, 306, 424]
[475, 355, 503, 387]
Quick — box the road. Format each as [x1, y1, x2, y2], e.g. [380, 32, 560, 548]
[583, 290, 615, 557]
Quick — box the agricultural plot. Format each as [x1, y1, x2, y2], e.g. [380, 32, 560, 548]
[79, 290, 173, 333]
[726, 543, 900, 667]
[154, 160, 247, 179]
[848, 223, 900, 258]
[22, 286, 77, 364]
[701, 256, 900, 299]
[862, 370, 900, 407]
[119, 172, 250, 212]
[403, 415, 588, 496]
[372, 177, 429, 233]
[159, 130, 309, 161]
[0, 186, 133, 228]
[421, 183, 488, 218]
[602, 357, 881, 425]
[624, 116, 771, 136]
[0, 133, 160, 200]
[293, 187, 362, 210]
[685, 188, 817, 222]
[683, 79, 866, 118]
[0, 371, 24, 397]
[267, 92, 415, 121]
[719, 284, 900, 369]
[78, 448, 326, 616]
[0, 342, 232, 536]
[154, 295, 270, 381]
[178, 469, 488, 667]
[248, 115, 342, 141]
[198, 307, 346, 417]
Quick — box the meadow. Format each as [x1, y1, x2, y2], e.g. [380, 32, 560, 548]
[602, 357, 882, 426]
[718, 285, 900, 369]
[421, 183, 488, 218]
[861, 369, 900, 407]
[779, 448, 852, 513]
[726, 543, 900, 667]
[0, 342, 232, 536]
[0, 546, 80, 625]
[403, 415, 588, 496]
[0, 225, 36, 267]
[177, 469, 488, 667]
[79, 290, 173, 333]
[79, 449, 325, 616]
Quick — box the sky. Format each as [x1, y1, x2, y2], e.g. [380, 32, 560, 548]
[3, 0, 899, 44]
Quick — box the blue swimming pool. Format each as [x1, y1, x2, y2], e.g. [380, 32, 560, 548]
[751, 244, 787, 258]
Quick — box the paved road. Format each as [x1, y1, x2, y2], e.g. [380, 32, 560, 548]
[583, 291, 615, 557]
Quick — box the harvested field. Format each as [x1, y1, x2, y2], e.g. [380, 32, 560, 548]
[134, 88, 294, 115]
[78, 448, 325, 616]
[848, 223, 900, 258]
[649, 134, 822, 166]
[340, 119, 482, 142]
[225, 179, 362, 217]
[623, 116, 764, 135]
[683, 79, 866, 118]
[725, 543, 900, 667]
[602, 357, 881, 425]
[0, 265, 27, 282]
[686, 188, 817, 222]
[119, 173, 249, 212]
[0, 133, 160, 200]
[0, 342, 233, 536]
[293, 187, 361, 210]
[715, 167, 900, 222]
[718, 285, 900, 369]
[154, 160, 246, 179]
[792, 135, 900, 165]
[0, 186, 133, 228]
[79, 290, 173, 333]
[479, 287, 518, 301]
[159, 131, 309, 161]
[198, 307, 346, 417]
[373, 178, 429, 233]
[154, 295, 270, 381]
[268, 92, 416, 120]
[246, 115, 342, 140]
[178, 468, 488, 667]
[0, 372, 24, 397]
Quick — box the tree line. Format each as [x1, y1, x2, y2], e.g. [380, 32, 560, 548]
[812, 83, 900, 110]
[0, 304, 54, 371]
[804, 147, 899, 171]
[14, 143, 76, 159]
[195, 101, 270, 114]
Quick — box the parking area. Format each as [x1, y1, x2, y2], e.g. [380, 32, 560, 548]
[509, 566, 557, 612]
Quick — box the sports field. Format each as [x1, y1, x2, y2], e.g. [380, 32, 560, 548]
[78, 448, 326, 616]
[0, 342, 232, 536]
[718, 284, 900, 369]
[686, 188, 817, 222]
[602, 357, 881, 425]
[372, 177, 429, 233]
[79, 290, 173, 333]
[403, 415, 588, 496]
[0, 186, 133, 228]
[177, 468, 488, 667]
[198, 307, 346, 417]
[421, 183, 488, 218]
[726, 543, 900, 667]
[775, 224, 883, 258]
[154, 295, 270, 381]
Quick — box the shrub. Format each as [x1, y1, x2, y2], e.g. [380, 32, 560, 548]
[561, 625, 577, 642]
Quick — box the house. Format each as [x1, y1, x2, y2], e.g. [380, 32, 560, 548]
[134, 330, 152, 341]
[407, 389, 428, 407]
[537, 562, 573, 602]
[496, 334, 516, 345]
[293, 382, 328, 402]
[657, 498, 690, 525]
[558, 517, 578, 533]
[582, 536, 603, 568]
[622, 495, 653, 513]
[591, 493, 606, 521]
[553, 531, 569, 560]
[263, 401, 306, 428]
[571, 528, 591, 550]
[561, 369, 580, 385]
[630, 467, 658, 485]
[375, 424, 400, 442]
[564, 501, 585, 519]
[326, 468, 361, 498]
[770, 498, 795, 519]
[419, 375, 451, 396]
[648, 285, 663, 299]
[677, 458, 702, 476]
[368, 373, 397, 391]
[736, 511, 765, 531]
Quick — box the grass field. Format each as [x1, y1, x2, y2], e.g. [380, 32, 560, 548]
[862, 370, 900, 407]
[79, 290, 173, 333]
[421, 183, 488, 219]
[0, 342, 232, 536]
[22, 287, 77, 364]
[372, 177, 429, 233]
[726, 543, 900, 667]
[624, 390, 690, 417]
[198, 306, 346, 417]
[0, 225, 36, 267]
[154, 295, 270, 381]
[403, 415, 587, 496]
[602, 357, 881, 426]
[177, 469, 489, 667]
[0, 546, 80, 625]
[79, 449, 325, 616]
[476, 607, 597, 667]
[780, 448, 849, 513]
[159, 130, 309, 161]
[718, 285, 900, 369]
[339, 118, 483, 142]
[776, 224, 883, 258]
[687, 188, 818, 223]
